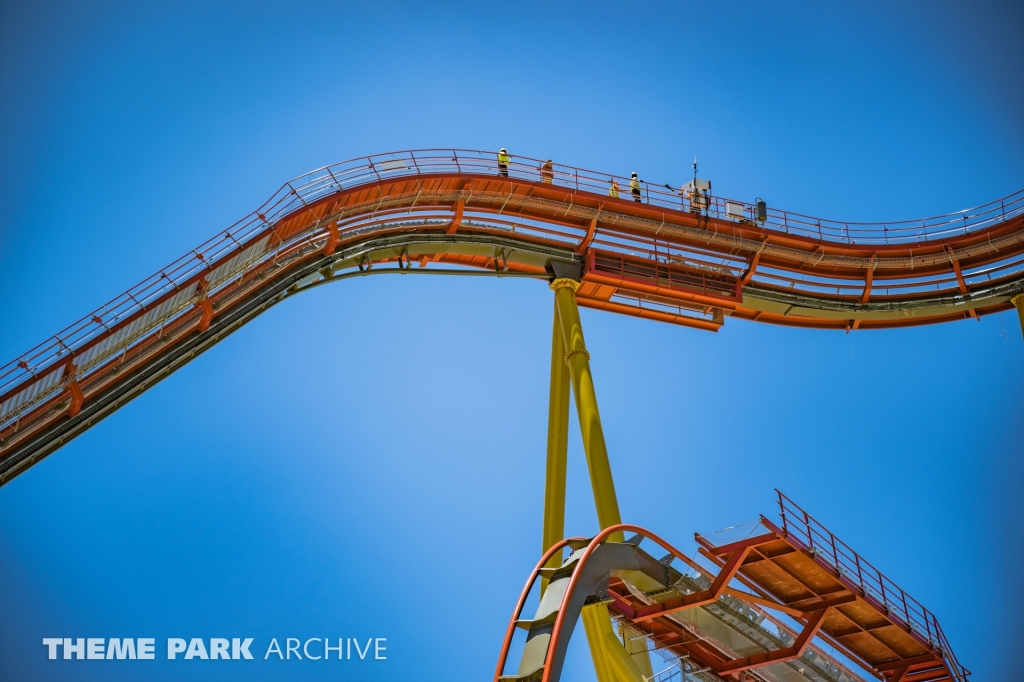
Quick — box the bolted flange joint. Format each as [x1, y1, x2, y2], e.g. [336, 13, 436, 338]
[550, 277, 581, 293]
[564, 348, 591, 365]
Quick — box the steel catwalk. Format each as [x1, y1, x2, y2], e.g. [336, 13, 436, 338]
[1, 149, 1021, 485]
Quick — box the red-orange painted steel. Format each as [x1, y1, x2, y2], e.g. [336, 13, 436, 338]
[1, 149, 1022, 487]
[495, 516, 969, 682]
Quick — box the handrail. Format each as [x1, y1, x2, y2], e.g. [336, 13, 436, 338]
[2, 148, 1022, 423]
[775, 490, 969, 681]
[499, 521, 901, 682]
[492, 537, 584, 682]
[492, 524, 700, 682]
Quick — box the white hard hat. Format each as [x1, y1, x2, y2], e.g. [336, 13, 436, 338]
[500, 148, 507, 153]
[631, 172, 638, 177]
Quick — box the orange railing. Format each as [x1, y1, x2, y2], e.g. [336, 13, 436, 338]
[775, 490, 969, 681]
[2, 149, 1022, 429]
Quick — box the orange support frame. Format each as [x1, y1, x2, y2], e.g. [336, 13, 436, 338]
[576, 207, 602, 254]
[718, 607, 831, 674]
[630, 533, 777, 622]
[446, 199, 464, 234]
[65, 362, 84, 418]
[322, 220, 339, 256]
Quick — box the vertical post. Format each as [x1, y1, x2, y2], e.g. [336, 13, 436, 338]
[581, 605, 624, 682]
[581, 604, 646, 682]
[551, 278, 624, 542]
[1011, 294, 1024, 341]
[541, 299, 571, 592]
[547, 279, 653, 679]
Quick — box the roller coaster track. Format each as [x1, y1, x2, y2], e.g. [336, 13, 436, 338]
[495, 492, 969, 682]
[1, 148, 1022, 487]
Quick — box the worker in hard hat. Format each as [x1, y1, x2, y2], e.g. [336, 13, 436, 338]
[630, 172, 642, 203]
[540, 159, 554, 184]
[497, 148, 510, 177]
[608, 179, 620, 199]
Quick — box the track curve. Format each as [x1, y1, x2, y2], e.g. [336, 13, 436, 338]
[1, 149, 1022, 485]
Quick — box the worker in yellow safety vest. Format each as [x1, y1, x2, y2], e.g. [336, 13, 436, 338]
[630, 172, 642, 202]
[497, 148, 510, 177]
[608, 179, 620, 198]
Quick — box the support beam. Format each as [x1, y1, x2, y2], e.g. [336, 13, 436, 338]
[552, 279, 650, 679]
[322, 220, 339, 256]
[740, 250, 761, 286]
[622, 622, 654, 680]
[717, 607, 830, 674]
[552, 278, 623, 541]
[875, 654, 942, 672]
[902, 667, 950, 682]
[633, 545, 752, 622]
[1012, 293, 1024, 341]
[446, 199, 464, 234]
[860, 255, 875, 304]
[888, 666, 909, 682]
[582, 604, 617, 682]
[722, 588, 806, 618]
[946, 247, 977, 319]
[705, 531, 777, 557]
[576, 206, 602, 254]
[541, 300, 571, 591]
[196, 297, 214, 333]
[581, 603, 646, 682]
[65, 362, 84, 418]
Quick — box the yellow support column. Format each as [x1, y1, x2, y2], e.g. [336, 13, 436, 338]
[541, 299, 571, 592]
[620, 621, 655, 679]
[1012, 294, 1024, 341]
[581, 605, 616, 682]
[581, 603, 647, 682]
[551, 278, 624, 542]
[550, 277, 654, 680]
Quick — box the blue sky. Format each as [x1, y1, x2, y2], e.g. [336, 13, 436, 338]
[1, 1, 1022, 680]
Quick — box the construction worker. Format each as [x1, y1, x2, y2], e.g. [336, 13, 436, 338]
[540, 159, 554, 184]
[630, 172, 642, 202]
[497, 148, 510, 177]
[689, 187, 707, 215]
[608, 179, 620, 199]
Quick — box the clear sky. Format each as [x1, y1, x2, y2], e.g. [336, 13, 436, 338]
[1, 1, 1022, 680]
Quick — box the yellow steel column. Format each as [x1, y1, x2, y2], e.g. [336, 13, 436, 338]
[621, 621, 655, 679]
[551, 278, 624, 542]
[550, 278, 653, 681]
[541, 299, 571, 592]
[581, 603, 646, 682]
[581, 605, 616, 682]
[1012, 294, 1024, 341]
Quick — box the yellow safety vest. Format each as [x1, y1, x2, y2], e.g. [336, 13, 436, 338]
[608, 184, 619, 198]
[630, 178, 640, 191]
[498, 153, 510, 165]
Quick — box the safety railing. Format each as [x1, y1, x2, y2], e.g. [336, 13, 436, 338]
[377, 150, 1024, 246]
[2, 149, 1022, 427]
[775, 490, 968, 681]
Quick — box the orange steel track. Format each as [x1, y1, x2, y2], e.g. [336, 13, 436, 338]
[1, 149, 1022, 485]
[495, 495, 969, 682]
